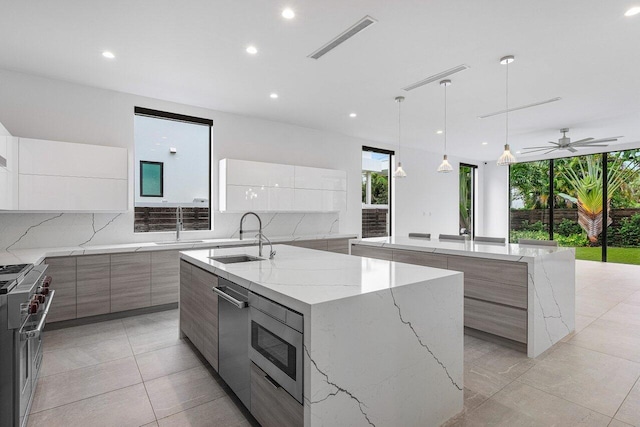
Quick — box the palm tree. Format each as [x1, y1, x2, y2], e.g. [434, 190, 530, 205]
[557, 154, 639, 242]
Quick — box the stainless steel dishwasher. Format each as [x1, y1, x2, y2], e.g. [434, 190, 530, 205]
[212, 278, 250, 409]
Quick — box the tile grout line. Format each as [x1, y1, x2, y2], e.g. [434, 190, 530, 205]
[153, 394, 230, 424]
[125, 320, 159, 423]
[513, 378, 619, 420]
[609, 374, 639, 424]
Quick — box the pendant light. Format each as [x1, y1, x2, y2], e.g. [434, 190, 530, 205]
[393, 96, 407, 178]
[437, 79, 453, 173]
[497, 55, 517, 166]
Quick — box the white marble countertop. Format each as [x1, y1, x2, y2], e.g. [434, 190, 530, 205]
[351, 236, 574, 262]
[0, 233, 357, 266]
[180, 244, 461, 315]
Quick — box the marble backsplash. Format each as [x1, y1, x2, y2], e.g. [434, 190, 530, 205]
[0, 211, 341, 250]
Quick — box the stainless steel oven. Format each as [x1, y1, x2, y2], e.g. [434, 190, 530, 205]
[248, 292, 303, 404]
[0, 264, 53, 427]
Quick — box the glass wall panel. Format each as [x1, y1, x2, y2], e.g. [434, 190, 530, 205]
[553, 155, 601, 261]
[459, 164, 476, 237]
[606, 150, 640, 265]
[362, 148, 391, 237]
[509, 160, 551, 242]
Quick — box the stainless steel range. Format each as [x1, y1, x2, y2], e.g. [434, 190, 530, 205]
[0, 263, 54, 427]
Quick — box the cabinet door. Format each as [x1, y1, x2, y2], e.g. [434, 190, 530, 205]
[151, 250, 180, 305]
[392, 250, 448, 269]
[76, 255, 110, 318]
[251, 362, 303, 427]
[110, 253, 151, 312]
[194, 266, 219, 371]
[327, 238, 350, 254]
[45, 257, 77, 322]
[179, 260, 199, 347]
[287, 239, 328, 251]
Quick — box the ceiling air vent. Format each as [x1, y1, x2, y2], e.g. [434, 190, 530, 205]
[402, 64, 470, 91]
[0, 155, 6, 168]
[478, 97, 562, 118]
[308, 16, 377, 60]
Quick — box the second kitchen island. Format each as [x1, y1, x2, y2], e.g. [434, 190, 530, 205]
[179, 244, 464, 427]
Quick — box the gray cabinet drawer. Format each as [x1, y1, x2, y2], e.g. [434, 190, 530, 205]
[76, 254, 110, 317]
[327, 238, 350, 254]
[392, 249, 448, 269]
[350, 244, 393, 261]
[464, 298, 527, 343]
[250, 362, 303, 427]
[287, 239, 328, 251]
[448, 256, 527, 287]
[464, 277, 528, 309]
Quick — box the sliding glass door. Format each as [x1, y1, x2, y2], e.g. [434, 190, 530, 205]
[509, 160, 551, 242]
[459, 164, 477, 237]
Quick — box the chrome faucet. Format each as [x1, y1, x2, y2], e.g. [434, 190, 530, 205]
[240, 212, 276, 259]
[176, 206, 184, 241]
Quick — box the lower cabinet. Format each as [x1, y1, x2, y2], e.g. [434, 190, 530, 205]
[151, 250, 180, 305]
[44, 257, 77, 322]
[179, 260, 219, 371]
[76, 255, 110, 318]
[110, 253, 151, 312]
[250, 362, 303, 427]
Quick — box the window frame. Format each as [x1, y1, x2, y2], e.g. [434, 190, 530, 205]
[139, 160, 164, 198]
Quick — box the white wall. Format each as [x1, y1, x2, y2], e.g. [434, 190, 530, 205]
[393, 146, 486, 238]
[0, 68, 479, 249]
[481, 162, 510, 239]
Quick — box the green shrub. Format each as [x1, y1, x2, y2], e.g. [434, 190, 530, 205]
[509, 229, 549, 243]
[616, 214, 640, 247]
[556, 218, 583, 237]
[553, 233, 589, 247]
[517, 220, 546, 232]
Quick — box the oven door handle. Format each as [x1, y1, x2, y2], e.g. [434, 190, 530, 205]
[20, 289, 55, 341]
[212, 286, 247, 309]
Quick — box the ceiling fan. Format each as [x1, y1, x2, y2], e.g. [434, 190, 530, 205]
[522, 128, 623, 155]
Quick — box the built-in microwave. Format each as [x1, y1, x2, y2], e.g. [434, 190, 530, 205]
[248, 292, 303, 404]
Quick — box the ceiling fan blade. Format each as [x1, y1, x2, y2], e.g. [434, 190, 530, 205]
[574, 137, 621, 145]
[567, 147, 578, 153]
[572, 144, 609, 147]
[522, 147, 556, 153]
[523, 145, 558, 149]
[570, 138, 594, 144]
[543, 149, 558, 155]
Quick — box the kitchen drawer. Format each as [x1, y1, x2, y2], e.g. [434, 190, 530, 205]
[45, 257, 77, 322]
[110, 253, 151, 312]
[250, 362, 303, 427]
[350, 244, 393, 261]
[76, 255, 110, 318]
[464, 277, 528, 309]
[392, 249, 448, 269]
[448, 256, 527, 287]
[327, 238, 350, 254]
[464, 298, 527, 344]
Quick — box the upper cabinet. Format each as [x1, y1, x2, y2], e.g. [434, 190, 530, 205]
[219, 159, 346, 213]
[1, 137, 128, 212]
[0, 136, 19, 210]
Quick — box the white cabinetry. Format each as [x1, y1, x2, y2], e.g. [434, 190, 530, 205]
[17, 138, 128, 211]
[219, 159, 346, 213]
[0, 136, 19, 210]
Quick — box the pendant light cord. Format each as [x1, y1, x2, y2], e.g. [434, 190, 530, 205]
[444, 83, 447, 154]
[398, 98, 402, 161]
[505, 60, 509, 146]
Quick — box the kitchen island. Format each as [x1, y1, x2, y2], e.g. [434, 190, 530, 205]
[180, 244, 464, 427]
[350, 237, 576, 358]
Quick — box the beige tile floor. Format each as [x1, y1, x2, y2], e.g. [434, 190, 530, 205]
[29, 260, 640, 426]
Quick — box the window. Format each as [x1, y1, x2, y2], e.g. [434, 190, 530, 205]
[134, 107, 212, 233]
[459, 163, 477, 237]
[362, 146, 393, 237]
[139, 161, 164, 197]
[509, 149, 640, 265]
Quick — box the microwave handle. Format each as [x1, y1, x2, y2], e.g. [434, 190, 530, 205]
[20, 289, 55, 340]
[212, 286, 247, 309]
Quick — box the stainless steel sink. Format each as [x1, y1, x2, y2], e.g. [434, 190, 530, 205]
[153, 240, 205, 245]
[209, 255, 263, 264]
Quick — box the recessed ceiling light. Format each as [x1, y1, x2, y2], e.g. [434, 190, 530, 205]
[625, 6, 640, 16]
[282, 8, 295, 19]
[482, 142, 488, 145]
[349, 113, 357, 118]
[246, 45, 258, 55]
[102, 51, 115, 59]
[436, 130, 443, 134]
[270, 93, 278, 99]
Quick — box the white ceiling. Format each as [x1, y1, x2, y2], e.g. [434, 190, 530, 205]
[1, 0, 639, 161]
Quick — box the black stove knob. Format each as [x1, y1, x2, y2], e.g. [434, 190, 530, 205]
[29, 302, 39, 314]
